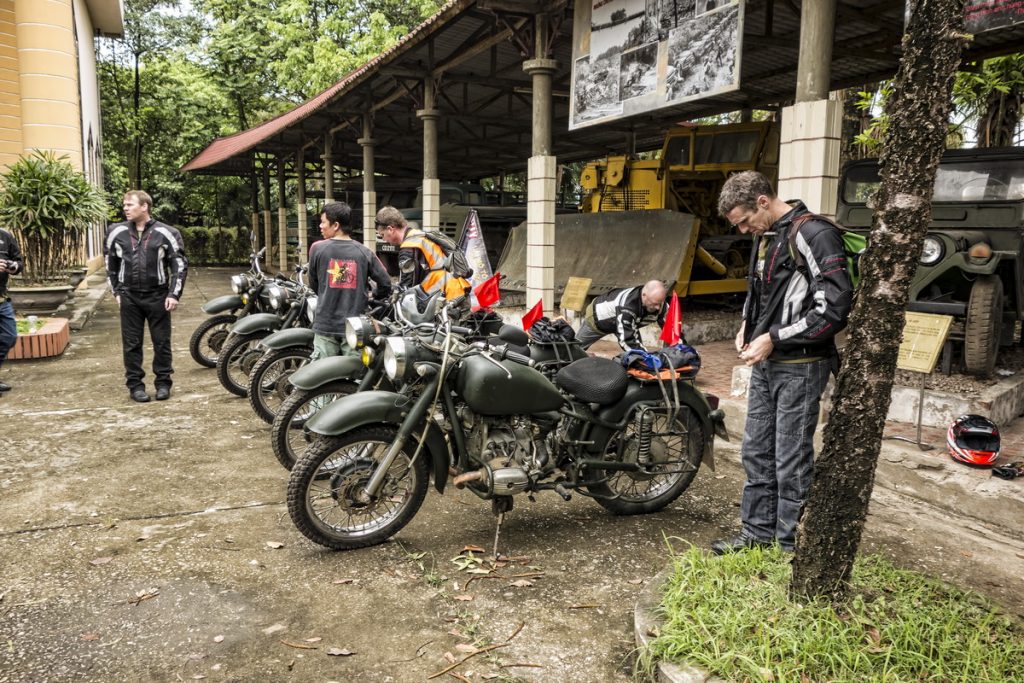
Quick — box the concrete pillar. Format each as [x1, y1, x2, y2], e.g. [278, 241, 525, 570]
[359, 113, 377, 250]
[277, 158, 288, 271]
[322, 133, 334, 202]
[250, 171, 260, 251]
[779, 1, 840, 218]
[296, 151, 308, 263]
[261, 164, 273, 271]
[523, 53, 559, 315]
[13, 0, 82, 166]
[795, 0, 836, 103]
[778, 100, 842, 218]
[417, 79, 440, 231]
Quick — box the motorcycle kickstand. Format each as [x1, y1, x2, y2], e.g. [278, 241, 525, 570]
[491, 496, 513, 560]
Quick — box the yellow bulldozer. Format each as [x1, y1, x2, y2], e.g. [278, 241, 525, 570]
[497, 121, 780, 301]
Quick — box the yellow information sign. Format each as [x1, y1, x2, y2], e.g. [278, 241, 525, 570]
[560, 276, 592, 312]
[897, 312, 954, 374]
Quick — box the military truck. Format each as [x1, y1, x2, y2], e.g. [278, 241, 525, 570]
[496, 121, 779, 300]
[837, 147, 1024, 376]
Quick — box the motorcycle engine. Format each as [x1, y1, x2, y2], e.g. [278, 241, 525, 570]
[459, 412, 540, 495]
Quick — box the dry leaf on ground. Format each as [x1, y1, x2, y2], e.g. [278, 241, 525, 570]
[266, 541, 285, 549]
[89, 556, 113, 566]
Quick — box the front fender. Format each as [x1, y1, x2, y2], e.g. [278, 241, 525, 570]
[306, 390, 451, 492]
[260, 327, 315, 350]
[202, 294, 243, 314]
[289, 355, 366, 390]
[231, 312, 283, 336]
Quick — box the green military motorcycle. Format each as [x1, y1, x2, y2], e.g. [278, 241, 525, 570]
[287, 297, 727, 551]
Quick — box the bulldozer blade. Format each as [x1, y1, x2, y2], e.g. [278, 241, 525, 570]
[495, 210, 695, 301]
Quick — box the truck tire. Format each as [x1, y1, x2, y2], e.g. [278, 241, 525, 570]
[964, 275, 1003, 377]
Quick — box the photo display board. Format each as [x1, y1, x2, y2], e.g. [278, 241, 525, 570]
[570, 0, 744, 130]
[965, 1, 1024, 34]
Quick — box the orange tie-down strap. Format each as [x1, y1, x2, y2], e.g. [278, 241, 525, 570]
[627, 366, 697, 381]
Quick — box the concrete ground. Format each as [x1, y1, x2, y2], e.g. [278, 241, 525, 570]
[1, 267, 1022, 683]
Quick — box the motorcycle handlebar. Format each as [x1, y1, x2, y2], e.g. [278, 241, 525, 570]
[495, 346, 534, 367]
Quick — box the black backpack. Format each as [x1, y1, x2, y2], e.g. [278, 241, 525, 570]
[422, 231, 473, 280]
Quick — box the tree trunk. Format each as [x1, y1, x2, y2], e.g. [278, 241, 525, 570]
[791, 0, 967, 601]
[131, 50, 142, 189]
[979, 88, 1021, 148]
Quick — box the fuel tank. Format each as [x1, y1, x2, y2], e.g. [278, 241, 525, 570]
[456, 355, 564, 416]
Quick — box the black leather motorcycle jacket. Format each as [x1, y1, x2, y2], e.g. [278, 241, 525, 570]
[0, 227, 24, 296]
[105, 219, 188, 299]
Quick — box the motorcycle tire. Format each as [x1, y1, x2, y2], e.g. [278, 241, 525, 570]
[586, 406, 704, 515]
[247, 346, 314, 424]
[189, 314, 237, 368]
[216, 331, 270, 397]
[287, 426, 429, 550]
[271, 380, 358, 470]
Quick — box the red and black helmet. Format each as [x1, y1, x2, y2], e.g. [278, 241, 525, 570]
[946, 414, 1000, 467]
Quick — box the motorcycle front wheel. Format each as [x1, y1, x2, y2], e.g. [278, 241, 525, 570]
[287, 426, 429, 550]
[216, 331, 270, 397]
[586, 406, 704, 515]
[270, 381, 357, 470]
[247, 346, 314, 424]
[189, 314, 237, 368]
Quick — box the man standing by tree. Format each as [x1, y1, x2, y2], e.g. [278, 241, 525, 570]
[711, 171, 852, 554]
[0, 226, 24, 395]
[106, 191, 188, 403]
[308, 202, 392, 360]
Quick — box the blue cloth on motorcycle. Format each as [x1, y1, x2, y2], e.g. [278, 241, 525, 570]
[619, 343, 701, 379]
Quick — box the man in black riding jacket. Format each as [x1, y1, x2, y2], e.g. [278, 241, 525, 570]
[105, 190, 188, 403]
[0, 227, 24, 395]
[711, 171, 852, 555]
[575, 281, 668, 352]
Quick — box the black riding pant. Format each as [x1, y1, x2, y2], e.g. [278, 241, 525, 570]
[120, 290, 173, 390]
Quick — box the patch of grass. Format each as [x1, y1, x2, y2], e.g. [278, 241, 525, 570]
[639, 545, 1024, 682]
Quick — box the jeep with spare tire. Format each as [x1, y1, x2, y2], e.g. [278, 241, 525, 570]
[837, 146, 1024, 377]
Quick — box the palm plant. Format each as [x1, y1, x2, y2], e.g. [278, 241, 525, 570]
[0, 151, 109, 284]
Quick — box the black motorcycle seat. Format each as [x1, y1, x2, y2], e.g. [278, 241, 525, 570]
[555, 356, 629, 405]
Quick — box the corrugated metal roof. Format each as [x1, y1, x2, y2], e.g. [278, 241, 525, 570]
[181, 1, 1024, 180]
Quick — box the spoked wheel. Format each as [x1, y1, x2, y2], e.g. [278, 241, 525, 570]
[189, 314, 237, 368]
[287, 426, 429, 550]
[247, 346, 313, 424]
[586, 406, 704, 515]
[216, 331, 270, 397]
[270, 380, 358, 470]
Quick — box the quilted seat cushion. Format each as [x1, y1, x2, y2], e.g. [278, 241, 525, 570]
[555, 356, 629, 405]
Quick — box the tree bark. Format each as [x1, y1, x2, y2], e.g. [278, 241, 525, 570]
[791, 0, 967, 601]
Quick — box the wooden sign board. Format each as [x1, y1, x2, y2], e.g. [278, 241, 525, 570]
[897, 312, 953, 374]
[560, 276, 592, 312]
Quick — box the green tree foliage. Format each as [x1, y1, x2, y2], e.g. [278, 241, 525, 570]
[98, 0, 441, 230]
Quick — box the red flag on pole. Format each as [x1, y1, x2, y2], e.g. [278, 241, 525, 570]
[659, 292, 682, 346]
[471, 272, 501, 311]
[522, 299, 544, 331]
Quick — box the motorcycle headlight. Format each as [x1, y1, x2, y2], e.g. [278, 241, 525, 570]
[230, 274, 248, 295]
[267, 284, 285, 311]
[306, 295, 318, 323]
[361, 346, 375, 367]
[920, 236, 944, 265]
[383, 337, 408, 380]
[345, 316, 371, 349]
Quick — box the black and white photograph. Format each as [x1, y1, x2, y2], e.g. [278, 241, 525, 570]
[696, 0, 726, 15]
[572, 54, 624, 126]
[658, 0, 695, 35]
[620, 42, 659, 100]
[665, 2, 739, 102]
[590, 0, 648, 59]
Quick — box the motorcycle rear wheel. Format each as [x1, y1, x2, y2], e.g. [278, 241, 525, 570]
[216, 331, 270, 397]
[247, 346, 313, 424]
[189, 314, 237, 368]
[270, 381, 358, 470]
[587, 406, 704, 515]
[287, 426, 429, 550]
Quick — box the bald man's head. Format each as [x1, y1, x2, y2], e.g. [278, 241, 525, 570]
[641, 280, 666, 313]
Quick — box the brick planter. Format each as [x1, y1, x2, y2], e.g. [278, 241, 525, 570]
[7, 317, 70, 360]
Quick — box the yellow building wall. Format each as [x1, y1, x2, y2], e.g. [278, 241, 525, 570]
[14, 0, 82, 168]
[0, 0, 23, 168]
